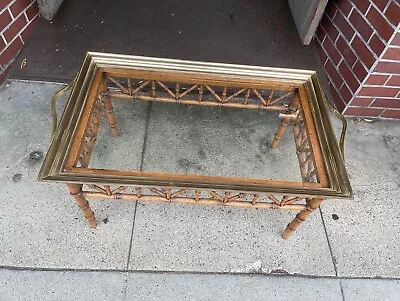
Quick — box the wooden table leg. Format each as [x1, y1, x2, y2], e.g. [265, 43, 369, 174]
[99, 80, 118, 137]
[271, 116, 290, 148]
[272, 92, 300, 148]
[282, 197, 323, 239]
[67, 183, 97, 228]
[102, 92, 118, 137]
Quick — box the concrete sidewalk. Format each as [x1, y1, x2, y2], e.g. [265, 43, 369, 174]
[0, 80, 399, 300]
[2, 268, 400, 301]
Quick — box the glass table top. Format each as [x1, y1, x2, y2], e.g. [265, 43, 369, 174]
[89, 100, 304, 183]
[39, 53, 351, 198]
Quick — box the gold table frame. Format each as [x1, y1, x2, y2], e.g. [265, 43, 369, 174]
[39, 52, 352, 239]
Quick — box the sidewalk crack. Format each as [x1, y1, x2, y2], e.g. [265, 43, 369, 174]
[319, 206, 338, 276]
[339, 280, 346, 301]
[125, 102, 152, 271]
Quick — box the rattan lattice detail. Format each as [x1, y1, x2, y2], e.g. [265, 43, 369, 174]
[107, 76, 295, 111]
[83, 184, 307, 210]
[76, 94, 104, 168]
[292, 109, 318, 183]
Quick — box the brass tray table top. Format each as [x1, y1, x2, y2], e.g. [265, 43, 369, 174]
[39, 52, 352, 239]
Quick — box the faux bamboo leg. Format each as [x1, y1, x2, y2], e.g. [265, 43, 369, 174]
[99, 81, 118, 137]
[271, 116, 290, 148]
[272, 92, 300, 148]
[282, 197, 323, 239]
[102, 94, 118, 137]
[67, 183, 97, 228]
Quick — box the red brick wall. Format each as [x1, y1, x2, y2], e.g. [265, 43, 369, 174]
[0, 0, 39, 83]
[316, 0, 400, 119]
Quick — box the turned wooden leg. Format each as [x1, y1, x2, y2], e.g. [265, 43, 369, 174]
[67, 183, 97, 228]
[271, 116, 291, 148]
[282, 197, 323, 239]
[102, 92, 118, 137]
[99, 80, 118, 137]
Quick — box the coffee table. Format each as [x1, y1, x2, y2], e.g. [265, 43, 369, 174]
[39, 52, 352, 239]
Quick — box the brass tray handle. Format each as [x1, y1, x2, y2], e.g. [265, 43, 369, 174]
[51, 75, 77, 137]
[322, 93, 347, 160]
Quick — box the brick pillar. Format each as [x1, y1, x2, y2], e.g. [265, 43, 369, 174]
[0, 0, 39, 83]
[315, 0, 400, 119]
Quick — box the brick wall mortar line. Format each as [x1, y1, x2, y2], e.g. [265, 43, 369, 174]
[368, 1, 398, 30]
[9, 0, 23, 19]
[0, 1, 17, 16]
[7, 7, 14, 21]
[346, 4, 388, 56]
[1, 55, 16, 71]
[347, 23, 399, 104]
[0, 13, 38, 56]
[334, 32, 340, 44]
[371, 107, 400, 110]
[367, 30, 375, 44]
[353, 68, 377, 104]
[363, 84, 400, 89]
[324, 12, 375, 73]
[318, 15, 365, 99]
[354, 95, 400, 100]
[315, 32, 329, 66]
[23, 11, 28, 23]
[1, 10, 27, 35]
[0, 1, 37, 41]
[368, 27, 399, 75]
[317, 34, 356, 93]
[322, 14, 363, 77]
[317, 37, 334, 67]
[2, 36, 22, 70]
[383, 0, 398, 15]
[350, 68, 374, 106]
[334, 1, 398, 71]
[10, 0, 36, 19]
[380, 58, 400, 63]
[23, 1, 37, 19]
[1, 33, 6, 46]
[344, 114, 400, 120]
[20, 12, 38, 43]
[317, 34, 364, 106]
[324, 67, 345, 100]
[350, 104, 400, 110]
[369, 71, 400, 76]
[320, 25, 327, 44]
[365, 2, 372, 15]
[349, 32, 356, 44]
[333, 1, 353, 18]
[351, 59, 357, 69]
[342, 81, 355, 100]
[18, 35, 23, 44]
[360, 96, 400, 100]
[348, 6, 354, 18]
[322, 59, 347, 107]
[353, 95, 378, 99]
[382, 1, 392, 14]
[331, 5, 338, 20]
[313, 1, 399, 115]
